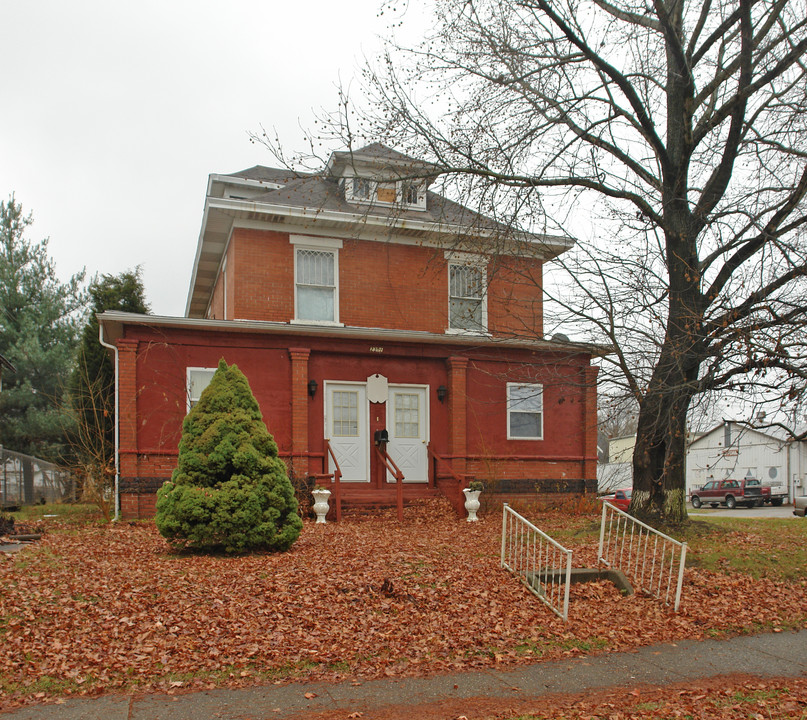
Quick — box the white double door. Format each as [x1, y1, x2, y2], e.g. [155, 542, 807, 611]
[325, 382, 428, 483]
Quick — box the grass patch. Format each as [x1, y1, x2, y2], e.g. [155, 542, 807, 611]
[729, 686, 786, 702]
[510, 635, 609, 659]
[10, 503, 104, 525]
[683, 517, 807, 581]
[13, 544, 60, 572]
[0, 674, 93, 697]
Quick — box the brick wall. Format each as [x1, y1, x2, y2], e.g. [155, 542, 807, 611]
[226, 229, 545, 337]
[231, 228, 293, 321]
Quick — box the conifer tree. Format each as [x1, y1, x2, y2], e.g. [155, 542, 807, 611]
[0, 195, 85, 461]
[156, 359, 302, 553]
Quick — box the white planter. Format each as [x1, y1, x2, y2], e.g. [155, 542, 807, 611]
[463, 488, 482, 522]
[311, 489, 331, 524]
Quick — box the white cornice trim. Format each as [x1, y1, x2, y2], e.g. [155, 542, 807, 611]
[210, 173, 285, 189]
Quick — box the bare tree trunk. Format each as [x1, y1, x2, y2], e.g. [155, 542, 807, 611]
[632, 288, 701, 523]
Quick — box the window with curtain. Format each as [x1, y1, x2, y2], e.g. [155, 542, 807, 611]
[449, 263, 486, 331]
[296, 248, 337, 322]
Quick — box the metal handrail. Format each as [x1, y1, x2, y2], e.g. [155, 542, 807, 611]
[323, 439, 343, 522]
[375, 446, 405, 521]
[598, 501, 687, 612]
[501, 503, 572, 621]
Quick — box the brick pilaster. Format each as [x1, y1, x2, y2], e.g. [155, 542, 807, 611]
[583, 365, 600, 482]
[446, 356, 469, 475]
[288, 348, 311, 479]
[117, 339, 139, 478]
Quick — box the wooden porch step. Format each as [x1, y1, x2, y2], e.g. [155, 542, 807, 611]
[332, 485, 442, 508]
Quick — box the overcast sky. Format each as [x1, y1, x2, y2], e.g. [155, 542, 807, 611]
[0, 0, 429, 317]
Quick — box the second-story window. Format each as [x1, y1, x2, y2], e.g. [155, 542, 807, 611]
[296, 248, 337, 323]
[449, 262, 486, 332]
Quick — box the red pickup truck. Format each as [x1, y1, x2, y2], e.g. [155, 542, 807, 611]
[690, 478, 763, 509]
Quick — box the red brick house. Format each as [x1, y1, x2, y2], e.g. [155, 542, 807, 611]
[99, 144, 603, 519]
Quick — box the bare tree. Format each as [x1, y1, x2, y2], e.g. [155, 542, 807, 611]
[65, 355, 116, 522]
[288, 0, 807, 523]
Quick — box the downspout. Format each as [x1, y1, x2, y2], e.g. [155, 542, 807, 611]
[98, 322, 120, 521]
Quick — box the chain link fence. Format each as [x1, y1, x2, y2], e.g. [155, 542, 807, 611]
[1, 447, 75, 509]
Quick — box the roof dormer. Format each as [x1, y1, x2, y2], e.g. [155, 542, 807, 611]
[327, 143, 439, 212]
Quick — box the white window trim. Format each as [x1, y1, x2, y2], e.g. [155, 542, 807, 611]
[445, 252, 488, 334]
[344, 176, 426, 210]
[385, 383, 431, 443]
[291, 236, 343, 325]
[506, 382, 544, 441]
[186, 367, 217, 413]
[221, 256, 228, 320]
[322, 379, 369, 439]
[290, 235, 343, 249]
[345, 176, 374, 203]
[397, 181, 426, 209]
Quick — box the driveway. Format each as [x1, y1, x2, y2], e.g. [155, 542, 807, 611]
[689, 504, 797, 519]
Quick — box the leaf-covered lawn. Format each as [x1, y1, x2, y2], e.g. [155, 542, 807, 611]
[2, 499, 806, 711]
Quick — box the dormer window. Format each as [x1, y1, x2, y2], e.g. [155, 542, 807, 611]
[352, 177, 372, 200]
[345, 176, 426, 210]
[402, 182, 419, 205]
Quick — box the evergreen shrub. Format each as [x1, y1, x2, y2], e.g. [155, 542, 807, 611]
[156, 359, 302, 553]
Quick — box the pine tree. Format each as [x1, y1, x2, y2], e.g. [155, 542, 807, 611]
[0, 195, 86, 461]
[156, 359, 302, 553]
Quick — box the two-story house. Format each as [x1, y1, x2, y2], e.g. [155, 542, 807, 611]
[99, 144, 603, 519]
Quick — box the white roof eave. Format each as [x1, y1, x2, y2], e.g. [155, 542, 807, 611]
[184, 196, 576, 318]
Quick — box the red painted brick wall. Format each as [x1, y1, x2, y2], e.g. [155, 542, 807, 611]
[115, 305, 595, 519]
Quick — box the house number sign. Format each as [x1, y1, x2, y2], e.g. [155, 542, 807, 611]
[369, 346, 384, 353]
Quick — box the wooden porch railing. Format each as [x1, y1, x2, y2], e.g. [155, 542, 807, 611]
[375, 446, 405, 521]
[323, 439, 343, 522]
[428, 446, 470, 487]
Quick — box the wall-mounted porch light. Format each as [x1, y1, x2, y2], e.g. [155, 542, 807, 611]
[308, 379, 318, 398]
[437, 385, 448, 403]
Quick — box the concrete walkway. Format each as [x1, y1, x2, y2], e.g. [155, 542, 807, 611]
[3, 630, 806, 719]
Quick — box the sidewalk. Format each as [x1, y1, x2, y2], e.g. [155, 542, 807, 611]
[4, 630, 806, 719]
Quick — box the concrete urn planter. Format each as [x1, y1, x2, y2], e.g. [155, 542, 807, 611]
[311, 489, 331, 524]
[463, 488, 482, 522]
